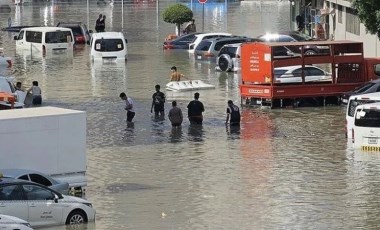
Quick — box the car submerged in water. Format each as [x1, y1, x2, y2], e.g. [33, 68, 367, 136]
[341, 79, 380, 105]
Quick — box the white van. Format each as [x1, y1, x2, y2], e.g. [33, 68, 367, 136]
[346, 92, 380, 138]
[352, 102, 380, 151]
[14, 27, 74, 54]
[90, 32, 128, 62]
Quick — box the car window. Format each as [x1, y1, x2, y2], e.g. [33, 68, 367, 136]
[95, 39, 124, 52]
[215, 40, 244, 51]
[0, 185, 24, 200]
[23, 185, 55, 200]
[45, 31, 72, 43]
[179, 34, 196, 42]
[292, 68, 303, 77]
[29, 174, 52, 187]
[68, 27, 83, 36]
[274, 69, 287, 77]
[196, 41, 212, 51]
[219, 47, 238, 57]
[306, 67, 324, 76]
[19, 175, 29, 181]
[18, 30, 24, 40]
[374, 64, 380, 76]
[353, 82, 375, 93]
[203, 35, 218, 40]
[289, 32, 312, 41]
[279, 35, 295, 42]
[26, 31, 42, 43]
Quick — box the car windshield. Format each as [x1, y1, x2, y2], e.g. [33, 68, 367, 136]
[196, 41, 212, 51]
[67, 27, 82, 36]
[45, 31, 73, 43]
[94, 39, 124, 52]
[355, 109, 380, 127]
[353, 82, 376, 93]
[274, 69, 287, 77]
[290, 32, 313, 41]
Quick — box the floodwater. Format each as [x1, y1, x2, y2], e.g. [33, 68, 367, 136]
[1, 0, 380, 229]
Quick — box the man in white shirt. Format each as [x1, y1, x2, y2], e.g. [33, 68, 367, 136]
[120, 92, 135, 123]
[27, 81, 42, 106]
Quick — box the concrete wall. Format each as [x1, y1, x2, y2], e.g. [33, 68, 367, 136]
[325, 0, 380, 57]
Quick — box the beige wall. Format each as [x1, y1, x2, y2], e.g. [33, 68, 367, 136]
[325, 0, 380, 57]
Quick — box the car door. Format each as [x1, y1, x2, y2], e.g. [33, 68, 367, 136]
[15, 30, 25, 47]
[23, 184, 64, 227]
[0, 185, 28, 222]
[290, 68, 303, 83]
[305, 67, 328, 82]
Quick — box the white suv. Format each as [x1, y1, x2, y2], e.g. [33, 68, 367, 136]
[188, 32, 232, 53]
[216, 43, 242, 72]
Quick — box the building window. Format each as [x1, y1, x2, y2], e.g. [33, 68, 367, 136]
[338, 5, 342, 23]
[346, 7, 360, 35]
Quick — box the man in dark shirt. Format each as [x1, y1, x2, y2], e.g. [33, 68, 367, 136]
[95, 14, 102, 33]
[187, 92, 204, 125]
[225, 100, 241, 126]
[151, 84, 166, 117]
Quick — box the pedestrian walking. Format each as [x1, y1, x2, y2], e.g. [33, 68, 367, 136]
[225, 100, 241, 126]
[168, 101, 183, 127]
[183, 19, 196, 34]
[120, 92, 135, 123]
[187, 92, 204, 125]
[99, 15, 106, 32]
[151, 84, 166, 117]
[27, 81, 42, 106]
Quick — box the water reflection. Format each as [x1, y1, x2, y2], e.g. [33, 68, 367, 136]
[226, 123, 240, 139]
[188, 124, 204, 142]
[169, 126, 183, 143]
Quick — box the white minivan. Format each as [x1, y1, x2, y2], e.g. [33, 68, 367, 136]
[346, 92, 380, 139]
[89, 32, 128, 62]
[14, 27, 74, 54]
[352, 102, 380, 151]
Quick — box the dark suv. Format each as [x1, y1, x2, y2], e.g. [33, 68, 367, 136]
[194, 36, 260, 62]
[258, 31, 330, 55]
[56, 22, 91, 44]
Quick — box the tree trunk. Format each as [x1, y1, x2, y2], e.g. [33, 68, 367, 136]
[176, 23, 181, 36]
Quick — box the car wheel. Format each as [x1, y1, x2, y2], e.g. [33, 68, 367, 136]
[66, 210, 87, 225]
[304, 49, 317, 55]
[218, 54, 232, 72]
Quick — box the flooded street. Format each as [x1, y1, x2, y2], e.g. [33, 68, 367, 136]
[1, 0, 380, 229]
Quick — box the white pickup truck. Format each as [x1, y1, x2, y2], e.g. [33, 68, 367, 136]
[0, 106, 87, 193]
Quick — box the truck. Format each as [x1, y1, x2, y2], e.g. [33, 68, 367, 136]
[240, 40, 380, 108]
[0, 106, 87, 193]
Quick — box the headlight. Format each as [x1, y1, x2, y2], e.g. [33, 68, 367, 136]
[83, 202, 93, 207]
[21, 223, 32, 227]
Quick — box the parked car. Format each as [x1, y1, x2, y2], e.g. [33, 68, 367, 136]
[0, 77, 25, 108]
[341, 79, 380, 105]
[0, 214, 33, 230]
[90, 32, 128, 61]
[194, 36, 259, 62]
[56, 22, 92, 44]
[258, 31, 330, 55]
[188, 32, 232, 52]
[0, 178, 95, 228]
[0, 169, 70, 195]
[216, 42, 297, 72]
[163, 32, 201, 49]
[274, 65, 332, 83]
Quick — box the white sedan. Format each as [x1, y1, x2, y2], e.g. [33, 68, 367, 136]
[0, 214, 33, 230]
[274, 65, 332, 83]
[0, 178, 95, 228]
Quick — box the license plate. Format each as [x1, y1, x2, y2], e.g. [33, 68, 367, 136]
[197, 55, 202, 60]
[368, 137, 378, 144]
[53, 49, 66, 54]
[103, 58, 116, 63]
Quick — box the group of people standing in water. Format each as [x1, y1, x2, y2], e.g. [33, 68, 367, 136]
[119, 67, 241, 127]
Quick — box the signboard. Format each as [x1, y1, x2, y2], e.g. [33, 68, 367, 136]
[198, 0, 207, 4]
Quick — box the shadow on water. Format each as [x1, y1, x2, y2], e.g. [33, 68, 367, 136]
[187, 124, 204, 142]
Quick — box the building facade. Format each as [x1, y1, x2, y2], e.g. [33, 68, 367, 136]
[291, 0, 380, 57]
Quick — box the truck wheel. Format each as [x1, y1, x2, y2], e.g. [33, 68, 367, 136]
[66, 210, 87, 225]
[218, 54, 232, 72]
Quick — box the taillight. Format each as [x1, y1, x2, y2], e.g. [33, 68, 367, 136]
[352, 128, 355, 143]
[42, 45, 46, 56]
[204, 52, 214, 57]
[76, 36, 85, 42]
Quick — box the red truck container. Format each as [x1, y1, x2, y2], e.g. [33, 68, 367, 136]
[240, 40, 380, 108]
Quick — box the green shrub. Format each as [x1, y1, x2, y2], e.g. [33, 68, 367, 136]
[163, 4, 193, 35]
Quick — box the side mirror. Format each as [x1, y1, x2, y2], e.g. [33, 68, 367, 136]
[125, 38, 128, 44]
[87, 40, 90, 45]
[89, 30, 93, 34]
[14, 36, 18, 40]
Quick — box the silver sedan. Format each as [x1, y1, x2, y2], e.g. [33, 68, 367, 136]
[0, 169, 69, 195]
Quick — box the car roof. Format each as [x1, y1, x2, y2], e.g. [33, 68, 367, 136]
[195, 32, 232, 38]
[349, 92, 380, 100]
[0, 168, 48, 178]
[275, 65, 320, 70]
[92, 32, 125, 39]
[0, 177, 38, 185]
[57, 22, 85, 25]
[21, 27, 73, 32]
[221, 43, 242, 48]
